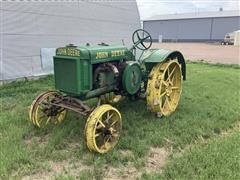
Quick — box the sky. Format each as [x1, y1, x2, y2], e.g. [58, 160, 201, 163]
[136, 0, 240, 19]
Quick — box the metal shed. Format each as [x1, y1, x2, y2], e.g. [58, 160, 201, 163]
[0, 1, 140, 81]
[143, 10, 240, 42]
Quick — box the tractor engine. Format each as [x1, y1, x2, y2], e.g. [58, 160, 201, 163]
[93, 62, 120, 90]
[53, 43, 141, 100]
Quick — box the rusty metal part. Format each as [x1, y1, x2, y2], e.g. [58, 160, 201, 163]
[50, 96, 93, 116]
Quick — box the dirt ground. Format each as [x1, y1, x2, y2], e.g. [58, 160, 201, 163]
[21, 147, 169, 180]
[151, 43, 240, 64]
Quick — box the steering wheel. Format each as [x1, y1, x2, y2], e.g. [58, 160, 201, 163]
[132, 29, 152, 50]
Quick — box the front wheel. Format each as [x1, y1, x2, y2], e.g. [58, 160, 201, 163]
[84, 104, 122, 153]
[29, 91, 67, 127]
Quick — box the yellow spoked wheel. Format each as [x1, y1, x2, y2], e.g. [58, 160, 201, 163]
[29, 91, 67, 127]
[100, 92, 123, 104]
[85, 104, 122, 153]
[147, 60, 182, 116]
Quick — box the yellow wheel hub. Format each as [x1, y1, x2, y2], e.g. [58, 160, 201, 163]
[85, 104, 122, 153]
[29, 91, 67, 127]
[147, 60, 182, 116]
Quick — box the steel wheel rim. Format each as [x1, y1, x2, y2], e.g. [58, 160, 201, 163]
[85, 104, 122, 153]
[30, 91, 67, 127]
[147, 60, 182, 116]
[159, 61, 182, 115]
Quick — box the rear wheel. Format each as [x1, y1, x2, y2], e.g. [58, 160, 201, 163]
[146, 60, 182, 116]
[85, 104, 122, 153]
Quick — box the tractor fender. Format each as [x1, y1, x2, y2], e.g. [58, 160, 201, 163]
[142, 49, 186, 80]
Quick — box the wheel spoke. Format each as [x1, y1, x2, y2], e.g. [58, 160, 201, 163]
[100, 136, 111, 150]
[106, 112, 114, 122]
[171, 73, 175, 83]
[96, 124, 103, 129]
[162, 80, 168, 87]
[110, 119, 118, 127]
[98, 120, 106, 128]
[100, 144, 106, 150]
[57, 112, 62, 122]
[104, 136, 111, 144]
[166, 97, 172, 111]
[167, 66, 176, 82]
[53, 116, 58, 124]
[159, 91, 167, 98]
[172, 86, 179, 90]
[95, 132, 102, 138]
[45, 116, 51, 125]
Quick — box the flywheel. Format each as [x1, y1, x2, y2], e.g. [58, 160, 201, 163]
[146, 60, 182, 116]
[85, 104, 122, 153]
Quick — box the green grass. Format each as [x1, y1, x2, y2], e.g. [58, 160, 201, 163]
[186, 59, 240, 69]
[0, 62, 239, 179]
[142, 128, 240, 180]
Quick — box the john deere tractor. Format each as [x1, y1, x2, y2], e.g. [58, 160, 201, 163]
[29, 29, 186, 153]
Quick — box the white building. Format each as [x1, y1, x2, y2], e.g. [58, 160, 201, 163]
[0, 1, 140, 81]
[143, 10, 240, 42]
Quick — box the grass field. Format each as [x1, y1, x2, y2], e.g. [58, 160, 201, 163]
[0, 62, 239, 179]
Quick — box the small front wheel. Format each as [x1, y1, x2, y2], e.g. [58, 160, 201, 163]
[29, 91, 67, 127]
[85, 104, 122, 153]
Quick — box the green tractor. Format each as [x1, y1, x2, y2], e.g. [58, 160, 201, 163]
[29, 29, 186, 154]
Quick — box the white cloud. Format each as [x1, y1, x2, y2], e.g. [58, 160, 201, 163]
[136, 0, 240, 19]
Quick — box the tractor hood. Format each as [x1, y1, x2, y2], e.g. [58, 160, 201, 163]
[55, 44, 133, 64]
